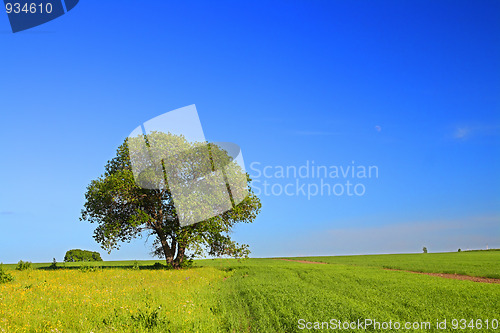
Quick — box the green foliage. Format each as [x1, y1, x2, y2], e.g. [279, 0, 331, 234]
[0, 263, 14, 284]
[151, 262, 173, 270]
[16, 260, 32, 271]
[423, 246, 428, 253]
[131, 304, 166, 329]
[132, 260, 140, 270]
[80, 133, 261, 268]
[64, 249, 103, 262]
[180, 256, 194, 268]
[49, 258, 57, 269]
[79, 263, 101, 272]
[458, 248, 461, 252]
[152, 262, 164, 270]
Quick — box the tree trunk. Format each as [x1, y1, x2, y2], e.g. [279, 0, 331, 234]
[155, 227, 175, 266]
[173, 246, 186, 269]
[163, 245, 175, 267]
[153, 225, 185, 269]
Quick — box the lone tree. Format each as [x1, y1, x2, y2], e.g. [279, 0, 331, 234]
[81, 132, 261, 268]
[64, 249, 103, 262]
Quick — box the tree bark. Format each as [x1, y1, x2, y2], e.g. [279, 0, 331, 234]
[163, 245, 174, 266]
[174, 245, 186, 268]
[155, 227, 175, 266]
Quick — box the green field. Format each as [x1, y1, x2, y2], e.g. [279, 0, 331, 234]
[286, 250, 500, 279]
[1, 252, 499, 332]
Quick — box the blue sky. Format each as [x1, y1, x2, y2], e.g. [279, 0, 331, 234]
[1, 0, 499, 263]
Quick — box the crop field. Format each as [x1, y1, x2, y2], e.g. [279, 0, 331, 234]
[286, 250, 500, 279]
[198, 258, 500, 332]
[0, 252, 499, 332]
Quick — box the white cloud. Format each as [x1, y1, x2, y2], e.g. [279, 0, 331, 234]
[454, 127, 471, 139]
[453, 124, 500, 140]
[287, 215, 500, 256]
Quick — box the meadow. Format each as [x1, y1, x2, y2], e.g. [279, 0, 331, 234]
[0, 252, 498, 332]
[0, 265, 229, 332]
[286, 250, 500, 279]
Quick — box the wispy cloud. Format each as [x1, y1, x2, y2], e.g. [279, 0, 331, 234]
[288, 215, 500, 256]
[453, 124, 500, 140]
[0, 211, 14, 215]
[454, 127, 472, 139]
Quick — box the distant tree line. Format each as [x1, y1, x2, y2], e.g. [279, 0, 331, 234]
[460, 248, 499, 252]
[64, 249, 103, 262]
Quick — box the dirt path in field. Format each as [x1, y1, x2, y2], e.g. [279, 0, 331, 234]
[274, 258, 327, 264]
[274, 259, 500, 284]
[384, 269, 500, 284]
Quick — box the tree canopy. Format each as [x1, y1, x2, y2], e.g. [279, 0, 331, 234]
[64, 249, 103, 262]
[80, 132, 261, 268]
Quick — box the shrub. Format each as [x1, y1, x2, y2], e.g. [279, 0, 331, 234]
[152, 262, 165, 270]
[64, 249, 103, 262]
[180, 258, 194, 268]
[149, 262, 174, 270]
[16, 260, 32, 271]
[131, 305, 164, 329]
[0, 263, 14, 284]
[458, 248, 461, 252]
[49, 258, 57, 269]
[79, 263, 100, 272]
[423, 247, 428, 254]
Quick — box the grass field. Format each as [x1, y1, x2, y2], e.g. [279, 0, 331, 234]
[0, 266, 230, 332]
[286, 250, 500, 279]
[0, 252, 499, 332]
